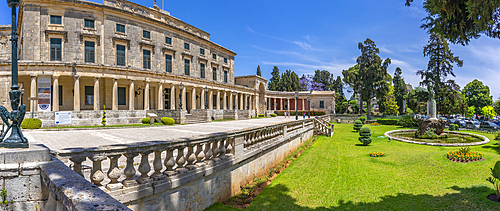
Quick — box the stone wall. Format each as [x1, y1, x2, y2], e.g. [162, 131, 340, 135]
[26, 110, 146, 127]
[150, 109, 186, 124]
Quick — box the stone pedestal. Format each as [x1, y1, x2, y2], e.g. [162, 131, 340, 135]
[427, 99, 437, 120]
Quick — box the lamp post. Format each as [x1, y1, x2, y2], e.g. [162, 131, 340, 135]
[204, 86, 208, 109]
[178, 83, 184, 109]
[232, 91, 236, 110]
[307, 95, 311, 118]
[246, 93, 249, 110]
[264, 101, 267, 117]
[0, 0, 27, 148]
[295, 91, 298, 120]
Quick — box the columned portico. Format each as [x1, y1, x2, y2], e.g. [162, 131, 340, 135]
[144, 80, 150, 110]
[216, 90, 220, 110]
[73, 75, 80, 111]
[223, 91, 227, 110]
[157, 83, 163, 110]
[208, 88, 213, 109]
[191, 86, 196, 110]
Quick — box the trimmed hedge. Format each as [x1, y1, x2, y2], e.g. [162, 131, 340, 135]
[449, 124, 459, 131]
[142, 117, 151, 124]
[377, 118, 398, 125]
[270, 114, 277, 117]
[274, 110, 327, 116]
[161, 117, 175, 125]
[353, 120, 363, 131]
[258, 114, 265, 117]
[359, 116, 367, 124]
[21, 118, 42, 129]
[358, 127, 372, 146]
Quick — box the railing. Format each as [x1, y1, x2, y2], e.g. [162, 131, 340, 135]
[314, 117, 334, 137]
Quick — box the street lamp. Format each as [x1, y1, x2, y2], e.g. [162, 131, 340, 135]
[232, 91, 236, 110]
[178, 83, 184, 109]
[295, 91, 298, 120]
[307, 95, 311, 118]
[264, 100, 267, 117]
[204, 86, 209, 109]
[0, 0, 27, 148]
[246, 93, 249, 110]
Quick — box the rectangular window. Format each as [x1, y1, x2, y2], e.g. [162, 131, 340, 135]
[200, 48, 205, 55]
[184, 43, 190, 50]
[165, 37, 172, 44]
[84, 41, 95, 63]
[59, 85, 63, 106]
[143, 49, 151, 69]
[50, 38, 62, 61]
[85, 86, 94, 105]
[116, 24, 125, 33]
[184, 59, 190, 75]
[224, 58, 227, 63]
[143, 30, 150, 39]
[84, 19, 94, 28]
[116, 44, 126, 66]
[320, 101, 325, 108]
[50, 15, 62, 24]
[212, 53, 216, 59]
[165, 54, 172, 72]
[212, 67, 217, 81]
[200, 63, 205, 78]
[118, 87, 126, 105]
[224, 70, 228, 83]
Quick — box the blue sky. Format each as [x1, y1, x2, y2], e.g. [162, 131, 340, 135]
[1, 0, 499, 101]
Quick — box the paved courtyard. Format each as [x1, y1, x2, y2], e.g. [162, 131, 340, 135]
[25, 116, 302, 151]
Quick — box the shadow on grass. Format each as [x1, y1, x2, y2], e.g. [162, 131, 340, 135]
[207, 184, 499, 210]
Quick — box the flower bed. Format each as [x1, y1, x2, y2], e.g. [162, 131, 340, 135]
[370, 152, 384, 157]
[446, 148, 483, 163]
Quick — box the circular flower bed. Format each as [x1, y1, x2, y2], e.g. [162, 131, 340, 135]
[384, 129, 490, 146]
[370, 152, 384, 157]
[446, 148, 484, 163]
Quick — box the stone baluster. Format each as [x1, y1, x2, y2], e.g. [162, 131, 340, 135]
[212, 140, 220, 162]
[225, 138, 234, 156]
[185, 145, 197, 170]
[243, 134, 248, 146]
[175, 146, 188, 173]
[164, 148, 176, 176]
[106, 155, 123, 191]
[70, 157, 86, 178]
[151, 149, 164, 179]
[137, 151, 152, 184]
[204, 142, 213, 165]
[89, 155, 106, 186]
[123, 153, 139, 188]
[195, 143, 205, 167]
[218, 138, 227, 160]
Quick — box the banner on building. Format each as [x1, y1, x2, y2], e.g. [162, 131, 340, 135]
[37, 76, 51, 112]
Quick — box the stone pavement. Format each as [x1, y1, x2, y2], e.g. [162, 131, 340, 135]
[25, 116, 303, 151]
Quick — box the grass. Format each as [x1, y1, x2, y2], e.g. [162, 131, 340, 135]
[205, 123, 500, 210]
[212, 119, 235, 122]
[39, 122, 166, 129]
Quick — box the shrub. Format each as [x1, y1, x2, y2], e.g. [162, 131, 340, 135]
[270, 113, 277, 117]
[141, 117, 150, 124]
[358, 127, 372, 146]
[487, 161, 500, 201]
[377, 118, 398, 125]
[359, 116, 367, 124]
[161, 117, 175, 125]
[397, 116, 417, 128]
[101, 105, 106, 127]
[353, 120, 363, 131]
[449, 124, 459, 131]
[21, 118, 42, 129]
[446, 148, 483, 162]
[258, 114, 265, 117]
[495, 132, 500, 141]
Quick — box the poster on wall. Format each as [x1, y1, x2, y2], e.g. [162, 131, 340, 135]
[37, 76, 51, 112]
[55, 111, 72, 125]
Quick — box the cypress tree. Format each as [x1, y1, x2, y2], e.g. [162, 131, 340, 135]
[257, 65, 261, 76]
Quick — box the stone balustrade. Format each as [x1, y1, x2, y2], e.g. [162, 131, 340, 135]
[314, 117, 334, 137]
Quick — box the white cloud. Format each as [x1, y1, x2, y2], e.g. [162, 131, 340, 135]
[293, 41, 313, 50]
[379, 46, 393, 54]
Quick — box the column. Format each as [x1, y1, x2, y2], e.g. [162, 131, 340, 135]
[170, 84, 176, 110]
[274, 98, 277, 110]
[144, 81, 150, 110]
[158, 83, 163, 109]
[208, 89, 213, 109]
[73, 75, 80, 111]
[244, 94, 248, 110]
[191, 86, 196, 110]
[52, 76, 59, 111]
[287, 98, 290, 111]
[281, 98, 284, 110]
[112, 78, 118, 110]
[229, 91, 233, 110]
[93, 77, 100, 110]
[234, 93, 238, 110]
[302, 98, 305, 111]
[216, 90, 220, 110]
[129, 80, 135, 110]
[30, 75, 36, 113]
[201, 87, 205, 109]
[181, 85, 186, 110]
[240, 93, 243, 110]
[223, 91, 227, 110]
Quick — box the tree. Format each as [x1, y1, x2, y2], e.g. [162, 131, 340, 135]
[494, 98, 500, 115]
[334, 76, 344, 97]
[268, 66, 281, 91]
[357, 38, 392, 119]
[256, 65, 262, 76]
[406, 0, 500, 45]
[335, 94, 348, 114]
[280, 70, 300, 92]
[299, 74, 323, 91]
[382, 85, 399, 115]
[437, 80, 467, 115]
[482, 106, 497, 120]
[407, 87, 428, 114]
[467, 106, 475, 118]
[462, 79, 493, 113]
[343, 64, 363, 114]
[313, 70, 334, 91]
[393, 67, 407, 114]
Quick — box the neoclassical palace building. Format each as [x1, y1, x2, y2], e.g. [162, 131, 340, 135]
[0, 0, 334, 126]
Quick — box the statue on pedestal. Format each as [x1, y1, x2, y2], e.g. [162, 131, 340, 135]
[427, 82, 437, 120]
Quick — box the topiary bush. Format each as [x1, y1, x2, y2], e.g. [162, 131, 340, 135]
[258, 114, 265, 117]
[141, 117, 150, 124]
[160, 117, 175, 125]
[270, 114, 277, 117]
[359, 116, 367, 124]
[101, 105, 107, 127]
[21, 118, 42, 129]
[358, 127, 372, 146]
[353, 120, 363, 131]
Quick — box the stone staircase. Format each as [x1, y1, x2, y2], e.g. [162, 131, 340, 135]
[185, 113, 208, 124]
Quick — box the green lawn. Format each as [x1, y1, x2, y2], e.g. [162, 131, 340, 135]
[206, 123, 500, 210]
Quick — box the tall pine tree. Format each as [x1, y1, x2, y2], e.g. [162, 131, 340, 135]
[393, 67, 407, 114]
[268, 66, 281, 91]
[313, 70, 334, 91]
[256, 65, 261, 76]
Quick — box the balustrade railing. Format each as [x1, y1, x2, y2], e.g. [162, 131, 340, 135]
[314, 117, 334, 137]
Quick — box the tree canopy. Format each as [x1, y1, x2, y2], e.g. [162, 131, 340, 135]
[393, 67, 407, 114]
[406, 0, 500, 45]
[268, 66, 281, 91]
[342, 64, 363, 114]
[257, 65, 262, 76]
[313, 70, 335, 91]
[334, 76, 344, 97]
[299, 74, 323, 91]
[462, 79, 493, 113]
[280, 70, 300, 92]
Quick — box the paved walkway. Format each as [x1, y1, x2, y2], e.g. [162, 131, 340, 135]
[25, 117, 302, 151]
